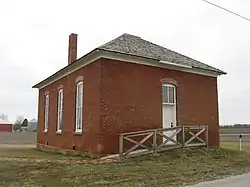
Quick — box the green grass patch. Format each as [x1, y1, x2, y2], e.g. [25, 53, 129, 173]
[221, 141, 250, 153]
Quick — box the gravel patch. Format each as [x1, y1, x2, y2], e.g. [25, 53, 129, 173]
[188, 173, 250, 187]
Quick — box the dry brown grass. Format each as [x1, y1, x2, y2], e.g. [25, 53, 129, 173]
[0, 143, 250, 187]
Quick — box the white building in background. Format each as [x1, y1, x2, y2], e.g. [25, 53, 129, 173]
[27, 119, 37, 132]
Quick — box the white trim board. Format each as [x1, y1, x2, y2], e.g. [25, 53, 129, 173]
[33, 50, 222, 89]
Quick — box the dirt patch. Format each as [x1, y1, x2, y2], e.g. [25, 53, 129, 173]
[0, 144, 36, 148]
[0, 156, 119, 164]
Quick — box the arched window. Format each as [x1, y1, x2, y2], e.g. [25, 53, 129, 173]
[162, 83, 176, 105]
[75, 81, 83, 132]
[57, 89, 63, 132]
[44, 94, 49, 132]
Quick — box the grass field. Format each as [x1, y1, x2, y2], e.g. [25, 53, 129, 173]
[1, 143, 250, 187]
[221, 141, 250, 152]
[220, 127, 250, 134]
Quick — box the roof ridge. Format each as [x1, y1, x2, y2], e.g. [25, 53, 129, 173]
[97, 33, 140, 49]
[122, 33, 141, 38]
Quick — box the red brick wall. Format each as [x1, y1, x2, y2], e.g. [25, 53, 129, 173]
[0, 124, 12, 132]
[99, 58, 219, 154]
[37, 57, 220, 155]
[37, 60, 102, 154]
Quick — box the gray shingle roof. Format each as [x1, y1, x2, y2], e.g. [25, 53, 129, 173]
[98, 33, 226, 75]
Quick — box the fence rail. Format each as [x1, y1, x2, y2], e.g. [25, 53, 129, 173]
[119, 125, 208, 160]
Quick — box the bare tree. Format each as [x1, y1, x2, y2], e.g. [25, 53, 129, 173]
[13, 123, 22, 132]
[15, 115, 24, 125]
[0, 113, 8, 121]
[0, 114, 4, 120]
[13, 115, 25, 132]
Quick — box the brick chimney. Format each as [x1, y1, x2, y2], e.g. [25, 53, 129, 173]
[68, 33, 77, 65]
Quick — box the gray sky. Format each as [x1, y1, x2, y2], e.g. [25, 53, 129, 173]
[0, 0, 249, 124]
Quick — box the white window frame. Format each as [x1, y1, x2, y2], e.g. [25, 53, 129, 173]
[57, 89, 63, 133]
[162, 83, 176, 105]
[44, 94, 49, 132]
[75, 81, 83, 132]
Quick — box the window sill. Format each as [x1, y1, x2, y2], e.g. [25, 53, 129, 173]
[74, 131, 82, 136]
[56, 131, 62, 135]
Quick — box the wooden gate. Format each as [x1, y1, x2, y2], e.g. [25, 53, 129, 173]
[119, 125, 208, 160]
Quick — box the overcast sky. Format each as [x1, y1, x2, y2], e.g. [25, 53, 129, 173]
[0, 0, 250, 124]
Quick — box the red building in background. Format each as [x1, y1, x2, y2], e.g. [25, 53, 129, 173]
[0, 119, 13, 132]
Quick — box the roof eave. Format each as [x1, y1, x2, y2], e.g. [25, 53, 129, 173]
[192, 66, 227, 76]
[99, 49, 226, 77]
[33, 49, 226, 89]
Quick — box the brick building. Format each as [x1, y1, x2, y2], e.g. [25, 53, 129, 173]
[33, 33, 226, 155]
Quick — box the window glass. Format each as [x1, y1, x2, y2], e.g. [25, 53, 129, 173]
[162, 84, 175, 104]
[44, 95, 49, 131]
[75, 82, 83, 132]
[168, 86, 174, 104]
[162, 86, 168, 103]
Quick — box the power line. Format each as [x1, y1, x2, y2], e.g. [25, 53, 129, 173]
[201, 0, 250, 22]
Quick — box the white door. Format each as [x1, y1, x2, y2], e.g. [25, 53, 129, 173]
[162, 84, 176, 145]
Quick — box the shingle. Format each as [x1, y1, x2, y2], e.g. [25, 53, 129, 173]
[98, 33, 226, 74]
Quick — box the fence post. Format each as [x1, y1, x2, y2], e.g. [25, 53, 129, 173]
[182, 126, 185, 148]
[153, 130, 157, 155]
[119, 134, 124, 161]
[205, 125, 209, 150]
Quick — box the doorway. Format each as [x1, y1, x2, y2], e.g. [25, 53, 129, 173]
[162, 83, 177, 145]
